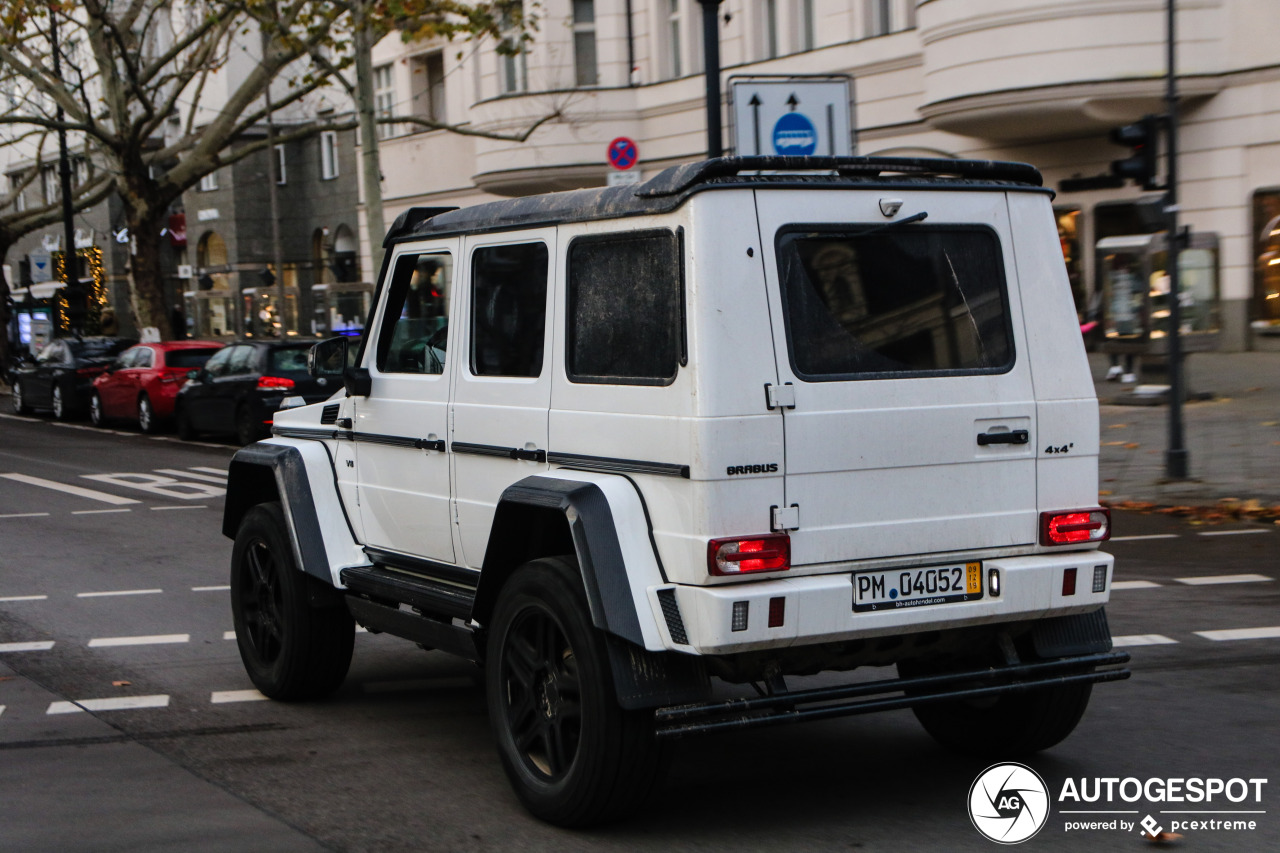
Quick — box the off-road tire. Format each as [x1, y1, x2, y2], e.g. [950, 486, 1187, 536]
[230, 501, 354, 700]
[487, 556, 668, 826]
[902, 659, 1093, 757]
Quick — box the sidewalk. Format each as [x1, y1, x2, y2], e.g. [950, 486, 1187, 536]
[3, 351, 1278, 508]
[1090, 350, 1280, 508]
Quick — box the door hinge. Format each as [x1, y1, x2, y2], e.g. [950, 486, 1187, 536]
[771, 504, 800, 532]
[765, 382, 795, 410]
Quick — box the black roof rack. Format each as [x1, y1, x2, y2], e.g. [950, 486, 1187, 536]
[392, 156, 1043, 244]
[637, 156, 1042, 197]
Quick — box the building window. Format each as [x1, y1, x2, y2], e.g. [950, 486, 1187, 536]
[373, 64, 396, 139]
[666, 0, 683, 78]
[9, 174, 25, 212]
[761, 0, 779, 59]
[411, 52, 447, 125]
[499, 8, 528, 95]
[800, 0, 816, 51]
[275, 145, 286, 185]
[1253, 190, 1280, 332]
[199, 169, 218, 192]
[41, 164, 58, 205]
[868, 0, 892, 37]
[573, 0, 598, 86]
[320, 131, 339, 180]
[73, 157, 89, 188]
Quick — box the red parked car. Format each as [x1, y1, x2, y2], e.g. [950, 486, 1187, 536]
[90, 341, 225, 433]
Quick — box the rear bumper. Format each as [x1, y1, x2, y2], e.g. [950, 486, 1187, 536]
[649, 550, 1114, 655]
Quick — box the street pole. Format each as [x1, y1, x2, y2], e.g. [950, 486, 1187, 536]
[50, 8, 82, 336]
[1164, 0, 1188, 479]
[262, 31, 287, 337]
[353, 0, 386, 278]
[696, 0, 724, 158]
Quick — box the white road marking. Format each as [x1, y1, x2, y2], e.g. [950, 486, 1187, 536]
[0, 705, 5, 718]
[1112, 634, 1178, 647]
[0, 595, 47, 602]
[1110, 534, 1180, 542]
[356, 626, 368, 633]
[211, 689, 268, 704]
[0, 641, 55, 653]
[47, 695, 170, 714]
[1112, 580, 1162, 590]
[1198, 529, 1271, 537]
[0, 512, 52, 519]
[1195, 626, 1280, 642]
[71, 508, 132, 515]
[190, 467, 229, 479]
[1175, 574, 1272, 586]
[154, 468, 229, 485]
[77, 589, 163, 598]
[150, 505, 208, 511]
[192, 585, 231, 592]
[88, 633, 189, 647]
[224, 631, 235, 640]
[0, 473, 141, 505]
[81, 472, 224, 500]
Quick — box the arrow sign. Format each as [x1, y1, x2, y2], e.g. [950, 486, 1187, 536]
[786, 93, 800, 111]
[749, 94, 762, 157]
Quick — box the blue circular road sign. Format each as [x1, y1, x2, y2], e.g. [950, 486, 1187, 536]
[608, 137, 639, 170]
[772, 112, 817, 155]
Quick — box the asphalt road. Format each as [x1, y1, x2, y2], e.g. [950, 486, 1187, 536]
[1, 412, 1277, 852]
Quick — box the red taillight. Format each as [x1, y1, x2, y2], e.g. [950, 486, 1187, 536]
[257, 375, 295, 390]
[708, 534, 790, 575]
[1040, 509, 1111, 546]
[77, 366, 106, 376]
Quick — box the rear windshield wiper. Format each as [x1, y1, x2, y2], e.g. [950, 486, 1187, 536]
[854, 210, 928, 236]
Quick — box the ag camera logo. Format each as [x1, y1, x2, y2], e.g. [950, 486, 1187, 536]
[969, 763, 1050, 844]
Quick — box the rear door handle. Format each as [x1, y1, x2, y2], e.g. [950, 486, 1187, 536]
[977, 429, 1029, 446]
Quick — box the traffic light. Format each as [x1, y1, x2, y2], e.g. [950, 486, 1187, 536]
[1109, 115, 1160, 189]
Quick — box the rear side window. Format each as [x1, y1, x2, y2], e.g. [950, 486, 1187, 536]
[566, 230, 684, 385]
[470, 243, 548, 378]
[165, 348, 221, 369]
[269, 347, 311, 373]
[226, 346, 257, 375]
[776, 226, 1013, 380]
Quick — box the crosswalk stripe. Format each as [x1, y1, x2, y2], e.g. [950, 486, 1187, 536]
[0, 595, 47, 602]
[153, 469, 229, 485]
[0, 641, 55, 653]
[1175, 574, 1272, 586]
[1195, 626, 1280, 642]
[1112, 580, 1162, 590]
[88, 634, 189, 647]
[0, 473, 141, 505]
[211, 689, 268, 704]
[47, 695, 170, 714]
[1112, 634, 1178, 647]
[189, 467, 229, 479]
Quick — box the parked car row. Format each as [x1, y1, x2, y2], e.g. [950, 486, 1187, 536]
[9, 336, 343, 444]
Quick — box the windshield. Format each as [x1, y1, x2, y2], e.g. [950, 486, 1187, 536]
[775, 226, 1013, 380]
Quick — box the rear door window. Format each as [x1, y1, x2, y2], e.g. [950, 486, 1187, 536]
[566, 230, 684, 385]
[469, 242, 548, 378]
[166, 348, 221, 369]
[775, 226, 1013, 380]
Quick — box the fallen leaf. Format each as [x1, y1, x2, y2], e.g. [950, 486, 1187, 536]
[1107, 423, 1129, 429]
[1099, 490, 1113, 496]
[1144, 830, 1185, 844]
[1124, 442, 1141, 449]
[1247, 387, 1265, 393]
[1262, 421, 1279, 427]
[1102, 440, 1126, 446]
[112, 680, 131, 687]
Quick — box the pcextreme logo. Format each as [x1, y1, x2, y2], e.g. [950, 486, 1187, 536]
[969, 766, 1270, 844]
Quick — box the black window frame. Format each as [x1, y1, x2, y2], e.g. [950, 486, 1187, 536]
[773, 223, 1017, 382]
[564, 227, 686, 386]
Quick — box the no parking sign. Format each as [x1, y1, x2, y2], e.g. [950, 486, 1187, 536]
[607, 137, 639, 170]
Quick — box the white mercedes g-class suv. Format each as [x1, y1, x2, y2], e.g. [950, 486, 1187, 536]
[223, 156, 1128, 826]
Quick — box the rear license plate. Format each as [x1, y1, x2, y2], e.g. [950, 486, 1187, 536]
[852, 562, 983, 612]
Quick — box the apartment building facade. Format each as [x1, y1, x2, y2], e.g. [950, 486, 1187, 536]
[363, 0, 1280, 352]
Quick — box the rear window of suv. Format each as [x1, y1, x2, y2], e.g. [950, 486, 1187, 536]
[268, 346, 311, 373]
[775, 226, 1014, 380]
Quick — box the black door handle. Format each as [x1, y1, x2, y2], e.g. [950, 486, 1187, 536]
[977, 429, 1029, 446]
[510, 447, 547, 462]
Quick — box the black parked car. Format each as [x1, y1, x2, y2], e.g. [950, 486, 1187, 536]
[10, 337, 138, 420]
[174, 340, 338, 444]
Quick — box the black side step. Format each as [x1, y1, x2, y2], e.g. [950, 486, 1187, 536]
[654, 651, 1131, 739]
[345, 597, 480, 662]
[341, 565, 475, 621]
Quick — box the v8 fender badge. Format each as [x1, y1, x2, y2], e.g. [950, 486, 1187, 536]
[726, 463, 779, 476]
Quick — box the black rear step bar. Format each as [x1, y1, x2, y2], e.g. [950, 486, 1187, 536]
[654, 651, 1130, 739]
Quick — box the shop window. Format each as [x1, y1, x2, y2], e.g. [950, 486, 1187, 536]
[1054, 207, 1084, 318]
[1252, 189, 1280, 333]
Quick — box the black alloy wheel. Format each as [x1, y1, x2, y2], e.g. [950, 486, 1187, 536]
[501, 599, 584, 780]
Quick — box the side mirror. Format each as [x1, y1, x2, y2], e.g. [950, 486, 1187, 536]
[309, 336, 348, 377]
[343, 366, 371, 397]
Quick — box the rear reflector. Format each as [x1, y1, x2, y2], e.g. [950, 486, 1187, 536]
[1062, 568, 1078, 596]
[257, 375, 295, 390]
[708, 534, 790, 575]
[768, 597, 785, 628]
[1040, 508, 1111, 546]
